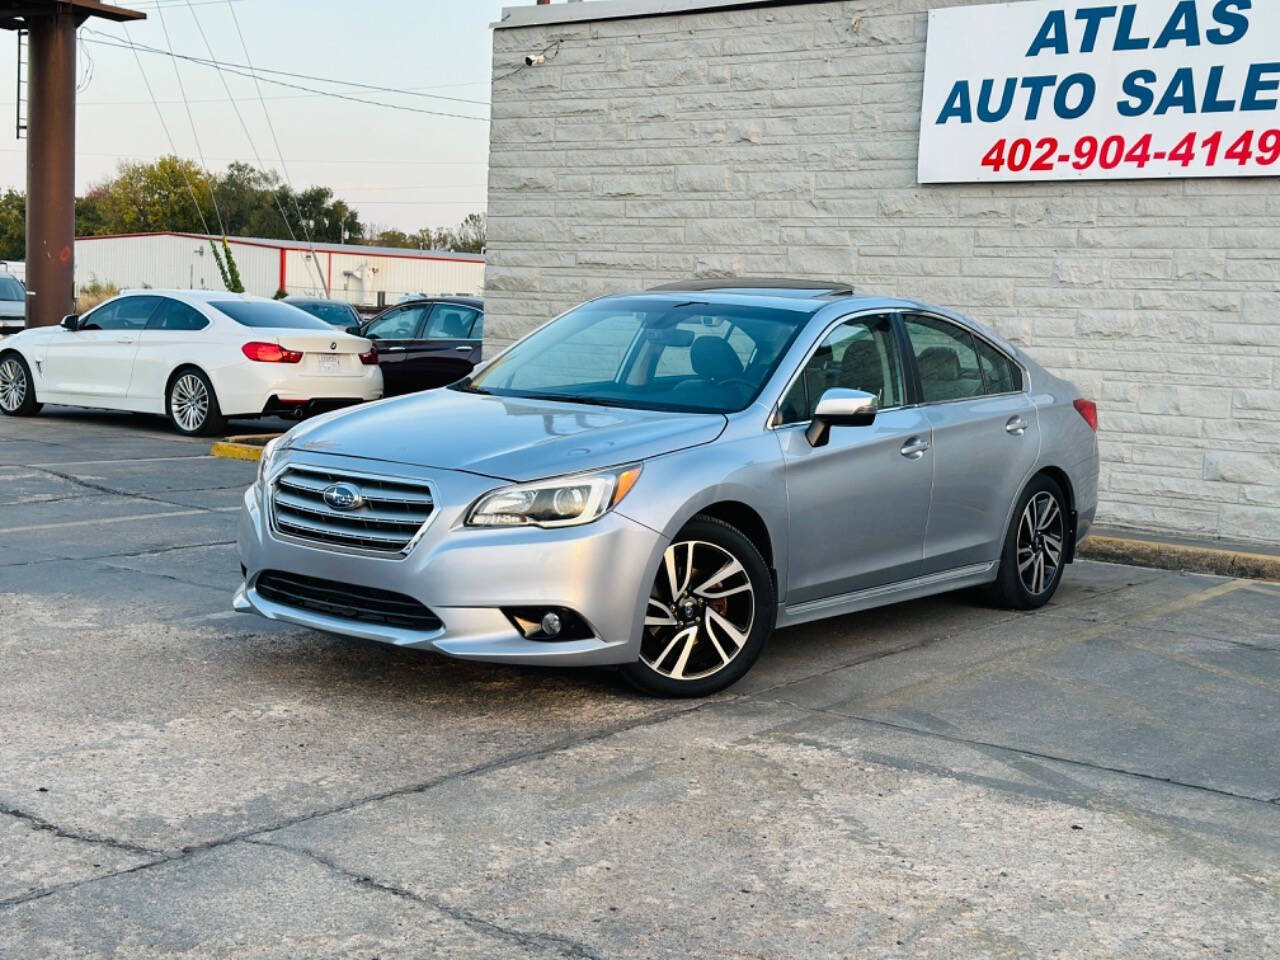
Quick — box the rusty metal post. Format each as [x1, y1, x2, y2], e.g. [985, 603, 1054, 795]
[25, 11, 77, 328]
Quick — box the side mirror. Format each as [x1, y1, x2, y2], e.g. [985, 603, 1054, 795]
[805, 388, 877, 448]
[60, 314, 79, 331]
[345, 325, 362, 337]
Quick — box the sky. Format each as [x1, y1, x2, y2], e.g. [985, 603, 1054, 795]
[0, 0, 512, 235]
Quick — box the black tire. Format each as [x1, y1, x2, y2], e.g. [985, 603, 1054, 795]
[620, 515, 776, 699]
[990, 474, 1069, 610]
[166, 367, 226, 437]
[0, 351, 41, 417]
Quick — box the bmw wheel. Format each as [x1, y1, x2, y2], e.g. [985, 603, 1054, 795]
[0, 352, 41, 417]
[167, 367, 226, 437]
[992, 475, 1068, 610]
[621, 516, 776, 698]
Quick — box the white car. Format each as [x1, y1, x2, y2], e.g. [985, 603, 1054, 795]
[0, 272, 25, 332]
[0, 290, 383, 435]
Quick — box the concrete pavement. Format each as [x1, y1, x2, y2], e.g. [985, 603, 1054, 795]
[1, 407, 1278, 958]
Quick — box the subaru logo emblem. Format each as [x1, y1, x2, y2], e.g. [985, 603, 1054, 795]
[323, 482, 364, 512]
[330, 342, 338, 351]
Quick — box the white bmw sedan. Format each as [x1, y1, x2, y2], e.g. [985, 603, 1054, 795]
[0, 290, 382, 435]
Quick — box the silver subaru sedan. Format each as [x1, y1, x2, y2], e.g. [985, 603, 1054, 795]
[235, 280, 1099, 697]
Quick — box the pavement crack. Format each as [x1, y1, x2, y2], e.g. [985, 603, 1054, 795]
[27, 466, 225, 515]
[764, 698, 1279, 808]
[0, 702, 705, 914]
[0, 800, 164, 858]
[246, 838, 607, 959]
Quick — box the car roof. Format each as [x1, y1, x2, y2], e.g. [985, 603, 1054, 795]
[284, 297, 355, 306]
[379, 296, 484, 311]
[605, 284, 1021, 355]
[118, 289, 278, 303]
[650, 278, 856, 298]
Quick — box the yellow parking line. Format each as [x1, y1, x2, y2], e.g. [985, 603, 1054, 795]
[210, 434, 281, 463]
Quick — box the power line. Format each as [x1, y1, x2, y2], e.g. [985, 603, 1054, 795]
[222, 0, 328, 295]
[181, 0, 324, 291]
[81, 32, 491, 117]
[120, 22, 217, 240]
[153, 3, 227, 236]
[0, 146, 484, 167]
[84, 29, 490, 105]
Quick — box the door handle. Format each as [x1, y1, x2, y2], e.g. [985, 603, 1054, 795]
[900, 437, 931, 459]
[454, 345, 473, 352]
[383, 346, 406, 353]
[1005, 416, 1029, 436]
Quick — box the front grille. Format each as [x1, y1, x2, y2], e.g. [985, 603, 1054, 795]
[269, 466, 435, 554]
[255, 570, 442, 631]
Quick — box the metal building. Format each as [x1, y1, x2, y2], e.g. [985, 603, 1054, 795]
[74, 232, 486, 307]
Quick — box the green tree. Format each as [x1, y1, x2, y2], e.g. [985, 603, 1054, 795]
[0, 189, 25, 261]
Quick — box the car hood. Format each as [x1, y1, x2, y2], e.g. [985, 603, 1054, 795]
[286, 389, 727, 482]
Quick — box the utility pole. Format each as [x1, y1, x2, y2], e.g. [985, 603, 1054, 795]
[1, 2, 146, 327]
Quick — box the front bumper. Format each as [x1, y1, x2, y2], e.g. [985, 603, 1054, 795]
[234, 453, 665, 667]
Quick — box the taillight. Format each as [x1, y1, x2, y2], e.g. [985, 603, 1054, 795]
[359, 347, 378, 366]
[1073, 398, 1098, 432]
[242, 342, 302, 364]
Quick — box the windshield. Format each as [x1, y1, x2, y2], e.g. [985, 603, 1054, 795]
[211, 300, 334, 330]
[463, 297, 814, 414]
[0, 275, 23, 301]
[289, 301, 356, 326]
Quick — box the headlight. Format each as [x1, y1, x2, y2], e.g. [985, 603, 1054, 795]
[257, 437, 282, 486]
[466, 465, 642, 529]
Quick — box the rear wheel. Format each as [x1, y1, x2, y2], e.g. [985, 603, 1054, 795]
[167, 368, 226, 437]
[991, 475, 1068, 610]
[0, 353, 41, 417]
[620, 516, 776, 698]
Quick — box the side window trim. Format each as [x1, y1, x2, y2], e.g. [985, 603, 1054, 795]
[901, 310, 1029, 405]
[769, 309, 906, 429]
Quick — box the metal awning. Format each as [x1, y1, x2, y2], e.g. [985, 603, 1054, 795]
[0, 1, 145, 30]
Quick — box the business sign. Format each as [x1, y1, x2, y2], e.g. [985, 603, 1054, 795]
[918, 1, 1280, 182]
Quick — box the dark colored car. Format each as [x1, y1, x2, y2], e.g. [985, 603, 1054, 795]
[356, 297, 483, 396]
[284, 297, 362, 329]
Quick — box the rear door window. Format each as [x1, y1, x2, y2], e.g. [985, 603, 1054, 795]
[903, 315, 984, 404]
[974, 338, 1023, 394]
[147, 299, 209, 332]
[424, 305, 480, 340]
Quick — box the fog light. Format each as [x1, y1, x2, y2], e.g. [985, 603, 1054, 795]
[503, 607, 593, 642]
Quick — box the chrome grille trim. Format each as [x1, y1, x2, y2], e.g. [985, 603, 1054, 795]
[268, 465, 438, 557]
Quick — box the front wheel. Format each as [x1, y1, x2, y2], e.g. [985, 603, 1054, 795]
[167, 368, 226, 437]
[991, 475, 1068, 610]
[0, 353, 41, 417]
[620, 517, 776, 698]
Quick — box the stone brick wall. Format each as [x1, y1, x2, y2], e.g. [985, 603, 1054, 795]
[486, 0, 1280, 545]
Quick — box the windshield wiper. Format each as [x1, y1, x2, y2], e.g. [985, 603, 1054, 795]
[451, 381, 491, 396]
[516, 392, 635, 409]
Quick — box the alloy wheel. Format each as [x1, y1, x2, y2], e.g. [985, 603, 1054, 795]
[1017, 491, 1064, 596]
[642, 540, 756, 682]
[0, 357, 27, 413]
[171, 374, 209, 432]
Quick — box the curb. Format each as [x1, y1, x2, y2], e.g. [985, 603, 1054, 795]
[210, 435, 280, 463]
[1079, 535, 1280, 583]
